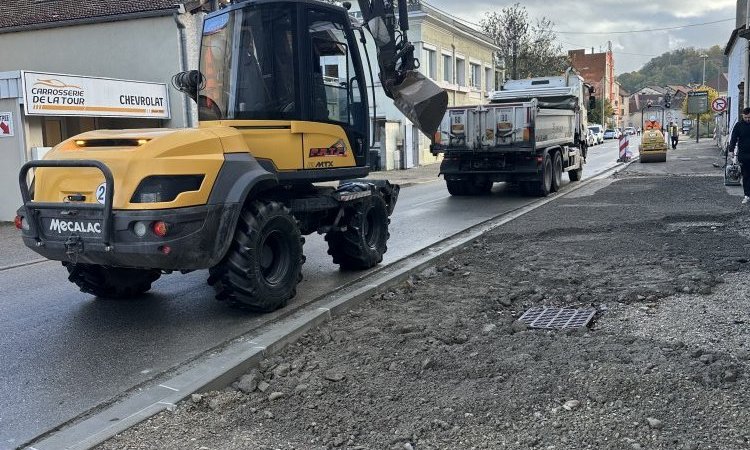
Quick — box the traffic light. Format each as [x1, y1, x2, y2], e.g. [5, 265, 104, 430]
[665, 93, 671, 108]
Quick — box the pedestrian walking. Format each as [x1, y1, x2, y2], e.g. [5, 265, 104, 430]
[727, 107, 750, 204]
[669, 121, 679, 149]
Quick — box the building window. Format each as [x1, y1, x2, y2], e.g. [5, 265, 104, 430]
[470, 63, 481, 89]
[443, 54, 453, 83]
[456, 57, 465, 86]
[485, 67, 494, 92]
[423, 48, 437, 80]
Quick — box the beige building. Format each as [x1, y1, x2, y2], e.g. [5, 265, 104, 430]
[357, 1, 500, 169]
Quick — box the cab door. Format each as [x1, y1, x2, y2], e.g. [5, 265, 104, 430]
[301, 5, 369, 171]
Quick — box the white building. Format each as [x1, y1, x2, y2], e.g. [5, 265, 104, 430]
[725, 15, 748, 136]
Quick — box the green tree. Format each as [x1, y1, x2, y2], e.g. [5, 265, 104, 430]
[480, 3, 569, 79]
[587, 98, 614, 126]
[618, 46, 727, 93]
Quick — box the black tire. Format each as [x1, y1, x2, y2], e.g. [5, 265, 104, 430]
[551, 151, 563, 192]
[326, 194, 390, 270]
[474, 180, 493, 195]
[64, 263, 161, 299]
[208, 200, 304, 312]
[568, 165, 583, 181]
[446, 179, 468, 196]
[446, 179, 491, 196]
[529, 154, 552, 197]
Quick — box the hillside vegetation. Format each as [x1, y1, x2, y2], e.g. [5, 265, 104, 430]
[618, 45, 727, 93]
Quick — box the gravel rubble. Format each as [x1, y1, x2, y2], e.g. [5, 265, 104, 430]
[98, 163, 750, 450]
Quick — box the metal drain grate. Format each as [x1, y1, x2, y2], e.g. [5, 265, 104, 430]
[518, 307, 596, 330]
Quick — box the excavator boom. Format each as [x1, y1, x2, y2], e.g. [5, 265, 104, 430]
[356, 0, 448, 137]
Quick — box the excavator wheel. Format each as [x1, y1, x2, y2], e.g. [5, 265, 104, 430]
[208, 200, 304, 312]
[326, 194, 390, 270]
[64, 263, 161, 299]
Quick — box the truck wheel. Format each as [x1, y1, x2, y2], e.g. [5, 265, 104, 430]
[447, 179, 491, 196]
[473, 180, 493, 195]
[568, 166, 583, 181]
[530, 154, 553, 197]
[326, 194, 389, 270]
[208, 200, 304, 312]
[64, 263, 161, 299]
[551, 152, 563, 192]
[446, 180, 468, 196]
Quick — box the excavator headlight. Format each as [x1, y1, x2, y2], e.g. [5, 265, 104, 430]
[131, 175, 205, 203]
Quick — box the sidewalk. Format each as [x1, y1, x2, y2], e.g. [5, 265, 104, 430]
[364, 162, 441, 187]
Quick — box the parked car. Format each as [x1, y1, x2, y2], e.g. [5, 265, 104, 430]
[603, 129, 617, 140]
[624, 126, 636, 135]
[586, 129, 596, 147]
[588, 125, 604, 144]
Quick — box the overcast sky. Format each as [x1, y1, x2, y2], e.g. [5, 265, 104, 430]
[424, 0, 736, 75]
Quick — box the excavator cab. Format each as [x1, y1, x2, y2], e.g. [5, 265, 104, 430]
[195, 1, 371, 172]
[179, 0, 447, 169]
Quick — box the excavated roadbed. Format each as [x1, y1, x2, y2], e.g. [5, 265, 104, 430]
[99, 151, 750, 450]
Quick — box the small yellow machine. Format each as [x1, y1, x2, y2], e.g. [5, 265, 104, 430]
[639, 105, 668, 163]
[16, 0, 447, 311]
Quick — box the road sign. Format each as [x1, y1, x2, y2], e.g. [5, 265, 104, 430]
[687, 91, 709, 114]
[712, 97, 727, 113]
[0, 112, 13, 137]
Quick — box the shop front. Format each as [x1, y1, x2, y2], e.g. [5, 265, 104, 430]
[0, 70, 171, 221]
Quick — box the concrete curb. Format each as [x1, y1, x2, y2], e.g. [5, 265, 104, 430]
[24, 161, 629, 450]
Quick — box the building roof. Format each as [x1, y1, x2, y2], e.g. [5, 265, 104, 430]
[408, 1, 499, 51]
[0, 0, 201, 33]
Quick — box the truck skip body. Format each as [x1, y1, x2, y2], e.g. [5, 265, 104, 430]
[430, 69, 590, 196]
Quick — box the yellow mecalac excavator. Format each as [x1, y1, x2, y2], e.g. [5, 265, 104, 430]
[16, 0, 447, 312]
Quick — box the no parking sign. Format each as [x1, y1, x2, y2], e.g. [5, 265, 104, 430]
[712, 97, 727, 113]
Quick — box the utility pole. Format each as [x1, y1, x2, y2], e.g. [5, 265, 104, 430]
[701, 54, 708, 86]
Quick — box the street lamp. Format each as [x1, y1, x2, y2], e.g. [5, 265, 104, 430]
[700, 54, 708, 86]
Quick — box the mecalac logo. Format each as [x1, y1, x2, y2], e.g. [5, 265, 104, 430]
[49, 219, 101, 234]
[309, 139, 347, 157]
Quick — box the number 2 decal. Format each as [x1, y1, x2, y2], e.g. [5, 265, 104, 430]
[96, 182, 106, 205]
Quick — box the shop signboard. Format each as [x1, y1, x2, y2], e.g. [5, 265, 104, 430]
[22, 71, 170, 119]
[0, 112, 13, 137]
[687, 91, 709, 115]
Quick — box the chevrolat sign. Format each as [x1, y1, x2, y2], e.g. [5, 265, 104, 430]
[22, 71, 170, 119]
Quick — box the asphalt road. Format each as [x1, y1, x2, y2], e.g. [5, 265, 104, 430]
[0, 138, 628, 449]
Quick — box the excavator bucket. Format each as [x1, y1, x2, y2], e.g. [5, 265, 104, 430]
[357, 0, 447, 138]
[390, 71, 448, 138]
